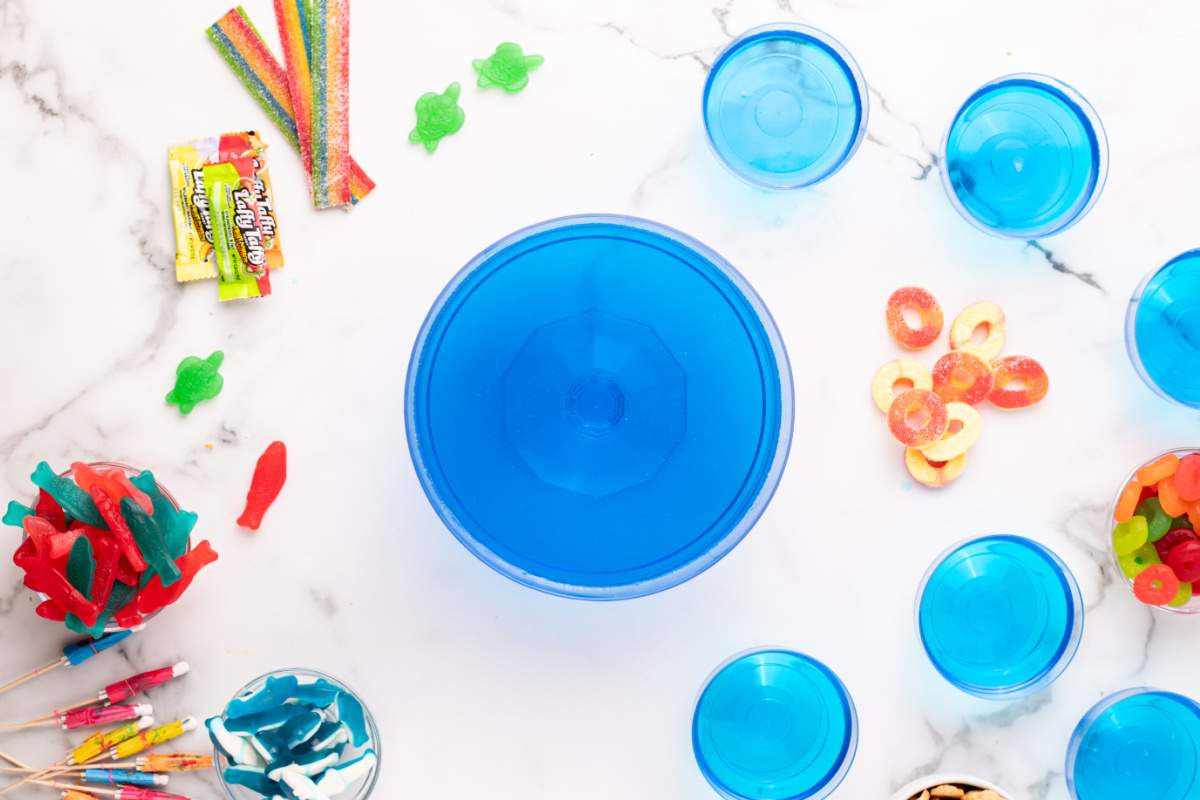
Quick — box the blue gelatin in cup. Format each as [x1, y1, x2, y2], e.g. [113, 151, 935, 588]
[703, 24, 867, 189]
[943, 74, 1107, 238]
[1066, 688, 1200, 800]
[692, 649, 857, 800]
[1126, 250, 1200, 408]
[406, 216, 792, 599]
[917, 535, 1083, 699]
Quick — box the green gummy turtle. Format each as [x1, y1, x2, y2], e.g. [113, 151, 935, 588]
[473, 42, 543, 93]
[409, 82, 465, 153]
[166, 350, 225, 415]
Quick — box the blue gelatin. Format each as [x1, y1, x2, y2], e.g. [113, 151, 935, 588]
[407, 216, 792, 599]
[1126, 250, 1200, 408]
[1066, 688, 1200, 800]
[692, 649, 857, 800]
[703, 24, 867, 189]
[943, 74, 1107, 238]
[917, 535, 1083, 699]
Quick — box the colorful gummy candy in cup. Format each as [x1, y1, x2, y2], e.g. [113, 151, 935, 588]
[1066, 688, 1200, 800]
[406, 215, 792, 599]
[211, 668, 380, 800]
[1110, 449, 1200, 612]
[1126, 250, 1200, 408]
[8, 462, 213, 634]
[942, 74, 1108, 238]
[692, 649, 857, 800]
[916, 535, 1083, 699]
[703, 24, 868, 189]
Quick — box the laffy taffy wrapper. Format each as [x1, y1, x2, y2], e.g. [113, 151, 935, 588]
[169, 138, 219, 281]
[203, 160, 271, 302]
[219, 131, 284, 271]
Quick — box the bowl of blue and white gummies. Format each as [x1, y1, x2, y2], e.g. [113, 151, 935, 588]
[207, 668, 381, 800]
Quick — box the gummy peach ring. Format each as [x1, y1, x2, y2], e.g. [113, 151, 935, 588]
[886, 287, 944, 350]
[949, 301, 1006, 361]
[932, 350, 994, 405]
[887, 389, 948, 448]
[989, 355, 1049, 409]
[919, 401, 982, 461]
[871, 360, 933, 413]
[905, 447, 967, 488]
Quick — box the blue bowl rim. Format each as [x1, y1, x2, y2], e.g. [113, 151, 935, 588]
[939, 72, 1109, 239]
[702, 22, 870, 190]
[404, 214, 795, 601]
[1125, 249, 1200, 409]
[691, 646, 859, 800]
[914, 534, 1085, 699]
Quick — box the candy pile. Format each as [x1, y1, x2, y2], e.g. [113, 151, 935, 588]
[207, 673, 377, 798]
[1113, 451, 1200, 609]
[872, 287, 1050, 488]
[208, 4, 375, 208]
[4, 462, 218, 633]
[904, 784, 1005, 800]
[170, 132, 283, 302]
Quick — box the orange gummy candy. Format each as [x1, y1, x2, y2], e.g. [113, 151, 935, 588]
[989, 355, 1049, 409]
[887, 389, 948, 448]
[1136, 454, 1180, 487]
[885, 287, 943, 350]
[932, 350, 994, 405]
[1114, 479, 1142, 523]
[1158, 476, 1190, 517]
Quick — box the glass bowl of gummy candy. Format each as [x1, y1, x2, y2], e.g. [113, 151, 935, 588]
[1110, 449, 1200, 614]
[211, 668, 381, 800]
[6, 460, 215, 634]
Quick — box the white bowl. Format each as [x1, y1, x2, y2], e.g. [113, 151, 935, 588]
[890, 773, 1015, 800]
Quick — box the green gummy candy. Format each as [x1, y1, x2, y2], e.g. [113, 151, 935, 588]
[472, 42, 543, 93]
[131, 471, 197, 559]
[2, 500, 33, 528]
[1135, 497, 1173, 542]
[409, 82, 464, 153]
[1172, 514, 1193, 531]
[1113, 516, 1149, 555]
[63, 536, 96, 634]
[120, 497, 182, 588]
[30, 461, 104, 528]
[166, 351, 225, 415]
[1169, 580, 1194, 608]
[1118, 543, 1161, 580]
[82, 581, 137, 638]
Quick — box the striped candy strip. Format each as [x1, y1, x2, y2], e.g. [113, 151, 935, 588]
[309, 0, 351, 207]
[206, 7, 374, 204]
[273, 0, 314, 182]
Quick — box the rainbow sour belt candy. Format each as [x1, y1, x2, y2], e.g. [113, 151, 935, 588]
[207, 7, 374, 204]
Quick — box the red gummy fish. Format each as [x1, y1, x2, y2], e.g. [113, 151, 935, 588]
[237, 441, 287, 530]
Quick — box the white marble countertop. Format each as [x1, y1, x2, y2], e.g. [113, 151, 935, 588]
[2, 0, 1199, 798]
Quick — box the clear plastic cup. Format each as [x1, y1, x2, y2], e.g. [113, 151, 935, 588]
[692, 648, 857, 800]
[942, 74, 1108, 238]
[24, 462, 188, 632]
[1066, 688, 1200, 800]
[215, 668, 381, 800]
[406, 215, 793, 600]
[702, 23, 868, 189]
[1108, 448, 1200, 614]
[916, 535, 1083, 699]
[890, 774, 1014, 800]
[1125, 251, 1200, 408]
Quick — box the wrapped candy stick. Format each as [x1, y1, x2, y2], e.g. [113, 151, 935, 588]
[135, 755, 212, 774]
[206, 7, 374, 203]
[109, 718, 197, 761]
[308, 0, 351, 207]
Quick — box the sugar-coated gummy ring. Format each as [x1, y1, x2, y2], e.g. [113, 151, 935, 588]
[871, 359, 933, 414]
[904, 447, 967, 488]
[918, 401, 982, 461]
[949, 301, 1006, 361]
[932, 351, 994, 405]
[887, 389, 948, 448]
[1173, 454, 1200, 502]
[885, 287, 944, 350]
[988, 355, 1049, 409]
[1133, 563, 1181, 606]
